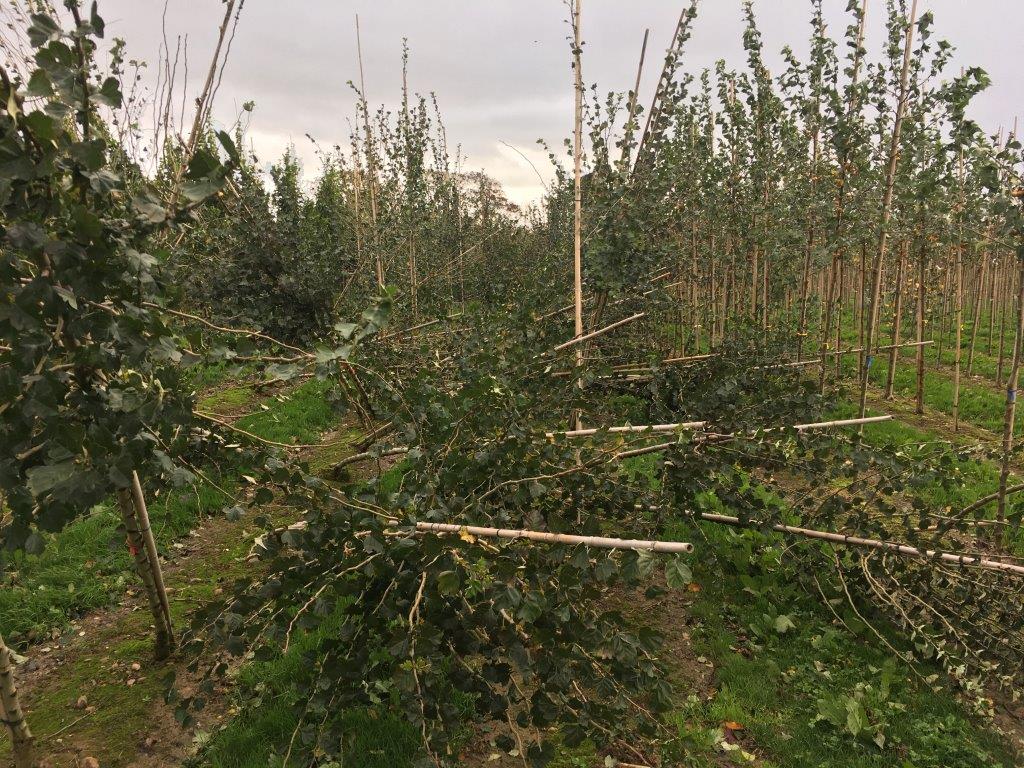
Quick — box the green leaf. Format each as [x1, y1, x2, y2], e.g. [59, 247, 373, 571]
[25, 532, 45, 556]
[845, 698, 866, 736]
[333, 321, 358, 339]
[180, 177, 223, 203]
[216, 130, 241, 165]
[95, 77, 121, 108]
[89, 2, 105, 37]
[774, 614, 796, 634]
[132, 192, 167, 223]
[26, 461, 76, 496]
[664, 555, 693, 589]
[28, 14, 61, 48]
[436, 570, 460, 595]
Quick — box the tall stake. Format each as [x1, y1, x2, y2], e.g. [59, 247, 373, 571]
[997, 254, 1024, 526]
[117, 489, 174, 659]
[820, 0, 869, 391]
[952, 142, 966, 431]
[571, 0, 585, 431]
[0, 631, 33, 768]
[857, 0, 918, 425]
[356, 14, 383, 290]
[915, 233, 927, 414]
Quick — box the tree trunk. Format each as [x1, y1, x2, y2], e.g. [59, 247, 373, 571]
[952, 244, 964, 431]
[997, 255, 1024, 527]
[0, 632, 34, 768]
[118, 478, 175, 659]
[857, 0, 919, 425]
[916, 237, 927, 415]
[967, 247, 989, 374]
[884, 241, 907, 399]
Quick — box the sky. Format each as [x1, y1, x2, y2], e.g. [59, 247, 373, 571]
[94, 1, 1023, 207]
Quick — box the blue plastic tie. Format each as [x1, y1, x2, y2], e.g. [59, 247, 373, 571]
[1009, 389, 1017, 404]
[866, 355, 874, 370]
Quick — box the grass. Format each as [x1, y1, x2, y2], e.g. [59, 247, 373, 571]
[662, 517, 1020, 767]
[196, 613, 421, 768]
[0, 377, 340, 645]
[0, 474, 237, 643]
[1, 375, 359, 768]
[9, 359, 1021, 768]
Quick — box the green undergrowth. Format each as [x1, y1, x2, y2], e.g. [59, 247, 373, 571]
[834, 351, 1022, 436]
[663, 517, 1020, 767]
[196, 614, 422, 768]
[0, 376, 342, 644]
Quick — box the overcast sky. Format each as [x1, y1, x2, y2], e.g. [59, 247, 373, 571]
[96, 1, 1022, 207]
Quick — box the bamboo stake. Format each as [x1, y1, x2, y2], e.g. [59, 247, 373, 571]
[355, 14, 383, 289]
[953, 137, 966, 431]
[129, 472, 176, 656]
[334, 445, 411, 470]
[416, 522, 694, 554]
[117, 489, 174, 659]
[697, 513, 1024, 577]
[916, 234, 927, 414]
[619, 28, 649, 169]
[0, 631, 33, 768]
[552, 312, 646, 354]
[832, 340, 932, 358]
[858, 0, 918, 426]
[821, 0, 869, 389]
[952, 244, 963, 431]
[599, 416, 896, 458]
[546, 422, 707, 440]
[570, 0, 585, 431]
[997, 257, 1010, 385]
[183, 0, 236, 162]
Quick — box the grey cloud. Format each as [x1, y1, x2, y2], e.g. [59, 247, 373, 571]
[96, 1, 1023, 205]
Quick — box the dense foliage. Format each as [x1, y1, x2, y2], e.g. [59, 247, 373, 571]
[1, 1, 1023, 767]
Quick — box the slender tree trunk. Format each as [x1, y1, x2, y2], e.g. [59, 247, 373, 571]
[797, 239, 813, 362]
[967, 246, 989, 374]
[836, 257, 845, 379]
[858, 0, 917, 423]
[858, 241, 867, 376]
[356, 14, 383, 289]
[997, 256, 1024, 526]
[117, 490, 173, 658]
[916, 236, 927, 414]
[0, 632, 34, 768]
[987, 251, 997, 356]
[884, 241, 907, 399]
[952, 244, 964, 431]
[798, 127, 820, 362]
[998, 257, 1011, 386]
[691, 221, 700, 352]
[118, 474, 176, 659]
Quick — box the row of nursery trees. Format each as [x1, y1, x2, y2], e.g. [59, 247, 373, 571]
[1, 0, 1023, 766]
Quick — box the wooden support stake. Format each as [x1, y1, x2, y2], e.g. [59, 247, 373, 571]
[698, 512, 1024, 577]
[552, 312, 646, 353]
[129, 472, 176, 657]
[858, 0, 918, 425]
[416, 522, 693, 554]
[546, 421, 707, 440]
[570, 0, 585, 431]
[117, 489, 174, 659]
